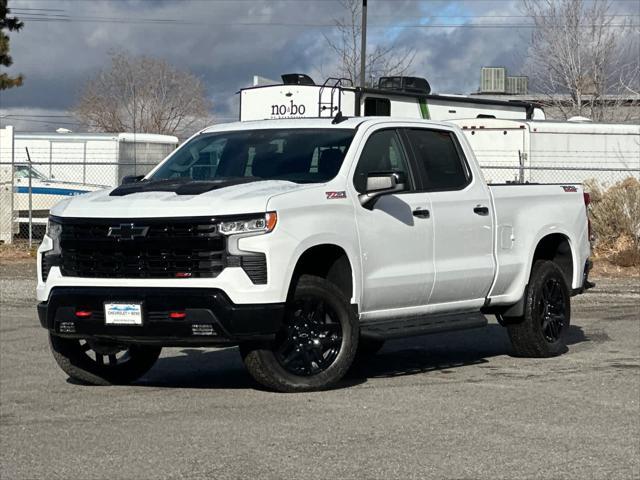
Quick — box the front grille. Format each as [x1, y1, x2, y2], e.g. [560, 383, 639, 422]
[58, 219, 227, 279]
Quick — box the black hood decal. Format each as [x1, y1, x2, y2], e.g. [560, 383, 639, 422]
[109, 177, 263, 196]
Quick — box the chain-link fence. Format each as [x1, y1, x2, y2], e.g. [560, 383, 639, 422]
[0, 160, 165, 246]
[479, 164, 639, 186]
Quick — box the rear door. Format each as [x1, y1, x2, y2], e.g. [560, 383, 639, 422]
[402, 127, 495, 309]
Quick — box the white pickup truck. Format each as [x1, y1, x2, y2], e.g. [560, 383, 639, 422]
[37, 117, 593, 392]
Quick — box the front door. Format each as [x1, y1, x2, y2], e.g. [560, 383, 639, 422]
[352, 128, 435, 314]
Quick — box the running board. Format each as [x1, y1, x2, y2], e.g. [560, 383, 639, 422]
[361, 311, 488, 340]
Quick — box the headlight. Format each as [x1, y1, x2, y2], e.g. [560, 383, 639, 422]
[46, 219, 62, 241]
[218, 212, 277, 236]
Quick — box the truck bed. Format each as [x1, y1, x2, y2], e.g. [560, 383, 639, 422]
[487, 183, 590, 306]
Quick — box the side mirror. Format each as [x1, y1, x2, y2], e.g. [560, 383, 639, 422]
[121, 175, 145, 185]
[359, 171, 407, 210]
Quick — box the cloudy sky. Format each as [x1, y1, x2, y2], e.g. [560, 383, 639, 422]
[1, 0, 637, 132]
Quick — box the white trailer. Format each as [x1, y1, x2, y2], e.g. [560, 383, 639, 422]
[240, 75, 545, 122]
[449, 118, 640, 185]
[9, 131, 179, 225]
[13, 132, 179, 186]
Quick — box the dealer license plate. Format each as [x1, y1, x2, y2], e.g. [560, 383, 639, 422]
[104, 302, 143, 326]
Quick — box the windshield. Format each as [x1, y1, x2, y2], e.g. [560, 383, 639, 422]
[149, 129, 355, 184]
[15, 165, 48, 180]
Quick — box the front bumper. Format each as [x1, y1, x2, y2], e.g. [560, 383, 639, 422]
[38, 287, 285, 347]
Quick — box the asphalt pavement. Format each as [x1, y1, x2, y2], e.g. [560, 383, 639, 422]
[1, 262, 638, 480]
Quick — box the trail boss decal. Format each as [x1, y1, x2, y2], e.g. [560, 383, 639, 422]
[271, 100, 306, 117]
[562, 185, 578, 192]
[326, 191, 346, 199]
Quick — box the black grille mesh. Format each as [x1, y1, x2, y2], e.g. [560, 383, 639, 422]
[241, 254, 268, 284]
[58, 220, 226, 279]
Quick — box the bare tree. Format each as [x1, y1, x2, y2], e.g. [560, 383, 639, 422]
[324, 0, 415, 86]
[522, 0, 639, 122]
[74, 51, 213, 137]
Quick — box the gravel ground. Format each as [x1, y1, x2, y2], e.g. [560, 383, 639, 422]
[1, 261, 638, 480]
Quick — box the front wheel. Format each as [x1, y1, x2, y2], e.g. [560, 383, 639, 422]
[506, 260, 571, 357]
[241, 275, 359, 392]
[49, 334, 161, 385]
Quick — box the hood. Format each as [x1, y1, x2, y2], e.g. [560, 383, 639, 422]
[51, 180, 312, 218]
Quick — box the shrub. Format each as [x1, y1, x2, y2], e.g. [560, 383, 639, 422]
[584, 177, 640, 267]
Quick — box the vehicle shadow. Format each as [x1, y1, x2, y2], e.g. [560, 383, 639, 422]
[136, 346, 258, 389]
[349, 323, 589, 380]
[132, 323, 589, 390]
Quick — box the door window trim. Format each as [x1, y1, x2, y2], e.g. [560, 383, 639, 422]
[400, 127, 473, 193]
[352, 127, 422, 194]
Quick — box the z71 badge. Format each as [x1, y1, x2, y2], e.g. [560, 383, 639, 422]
[562, 185, 578, 192]
[325, 191, 347, 199]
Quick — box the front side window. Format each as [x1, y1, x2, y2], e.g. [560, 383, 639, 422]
[150, 129, 355, 184]
[353, 129, 411, 193]
[405, 129, 471, 191]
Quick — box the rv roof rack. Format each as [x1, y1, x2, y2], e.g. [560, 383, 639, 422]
[281, 73, 315, 86]
[378, 76, 431, 95]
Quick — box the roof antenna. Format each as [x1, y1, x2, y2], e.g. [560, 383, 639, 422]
[331, 110, 346, 124]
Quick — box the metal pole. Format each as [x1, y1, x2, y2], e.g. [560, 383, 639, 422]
[25, 147, 33, 248]
[359, 0, 367, 89]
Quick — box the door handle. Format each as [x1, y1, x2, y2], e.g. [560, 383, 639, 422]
[412, 208, 430, 219]
[473, 205, 490, 216]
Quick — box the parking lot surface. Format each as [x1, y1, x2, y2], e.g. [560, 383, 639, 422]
[1, 262, 638, 480]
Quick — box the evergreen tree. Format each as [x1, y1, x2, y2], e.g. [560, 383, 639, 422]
[0, 0, 24, 90]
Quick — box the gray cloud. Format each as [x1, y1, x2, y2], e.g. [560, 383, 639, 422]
[2, 0, 636, 132]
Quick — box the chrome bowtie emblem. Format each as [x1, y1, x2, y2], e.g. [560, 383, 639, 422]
[107, 223, 149, 241]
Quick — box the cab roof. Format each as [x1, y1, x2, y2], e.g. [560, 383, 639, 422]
[199, 116, 457, 133]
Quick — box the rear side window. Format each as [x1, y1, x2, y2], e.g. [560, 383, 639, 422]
[405, 129, 471, 191]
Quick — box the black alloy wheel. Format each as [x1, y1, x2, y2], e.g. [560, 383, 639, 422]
[506, 260, 572, 358]
[275, 296, 343, 376]
[240, 275, 359, 392]
[49, 334, 161, 385]
[538, 277, 568, 342]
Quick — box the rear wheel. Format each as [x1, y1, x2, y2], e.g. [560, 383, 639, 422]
[506, 260, 571, 357]
[241, 275, 359, 392]
[49, 334, 161, 385]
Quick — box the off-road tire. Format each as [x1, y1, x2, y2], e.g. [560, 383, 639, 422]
[241, 275, 359, 392]
[506, 260, 571, 357]
[49, 334, 162, 385]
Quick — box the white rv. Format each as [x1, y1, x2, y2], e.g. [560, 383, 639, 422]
[240, 74, 546, 122]
[449, 118, 640, 185]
